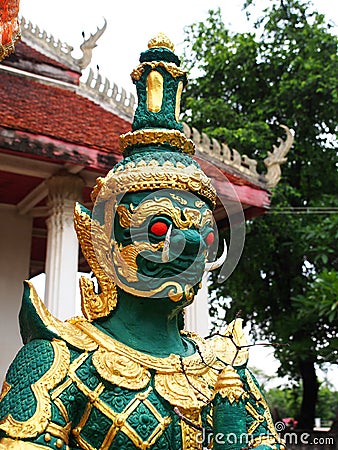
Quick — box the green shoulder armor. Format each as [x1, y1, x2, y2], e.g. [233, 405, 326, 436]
[19, 281, 97, 352]
[0, 339, 69, 439]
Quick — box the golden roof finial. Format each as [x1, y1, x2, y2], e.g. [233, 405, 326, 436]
[148, 32, 175, 52]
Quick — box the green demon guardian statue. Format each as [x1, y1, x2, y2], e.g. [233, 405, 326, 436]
[0, 34, 285, 450]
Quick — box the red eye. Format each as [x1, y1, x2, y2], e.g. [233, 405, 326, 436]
[150, 221, 169, 236]
[205, 232, 215, 246]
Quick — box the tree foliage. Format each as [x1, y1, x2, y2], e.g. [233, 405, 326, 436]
[182, 0, 338, 429]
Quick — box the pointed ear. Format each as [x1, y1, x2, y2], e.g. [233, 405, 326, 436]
[74, 202, 118, 321]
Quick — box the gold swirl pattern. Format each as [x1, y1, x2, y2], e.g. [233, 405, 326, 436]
[92, 348, 151, 390]
[74, 322, 224, 411]
[116, 198, 213, 230]
[131, 61, 186, 81]
[112, 240, 164, 282]
[120, 129, 195, 155]
[0, 438, 52, 449]
[91, 160, 216, 207]
[74, 204, 118, 321]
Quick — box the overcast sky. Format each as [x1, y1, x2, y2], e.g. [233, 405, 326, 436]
[20, 0, 338, 93]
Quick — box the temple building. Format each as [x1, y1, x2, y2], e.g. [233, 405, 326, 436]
[0, 18, 292, 381]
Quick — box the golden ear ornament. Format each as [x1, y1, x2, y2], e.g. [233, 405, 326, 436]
[74, 204, 118, 321]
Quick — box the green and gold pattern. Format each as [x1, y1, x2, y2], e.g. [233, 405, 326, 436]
[0, 32, 284, 450]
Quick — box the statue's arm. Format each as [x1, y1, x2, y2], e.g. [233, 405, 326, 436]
[0, 338, 76, 450]
[212, 365, 285, 450]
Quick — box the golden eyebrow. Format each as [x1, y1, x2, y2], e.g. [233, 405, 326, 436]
[116, 197, 213, 230]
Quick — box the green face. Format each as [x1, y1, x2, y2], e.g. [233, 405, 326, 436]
[111, 189, 216, 305]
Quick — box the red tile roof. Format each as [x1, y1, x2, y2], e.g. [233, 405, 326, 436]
[8, 41, 73, 71]
[0, 70, 131, 154]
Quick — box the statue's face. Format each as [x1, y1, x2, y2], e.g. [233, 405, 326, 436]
[110, 189, 215, 305]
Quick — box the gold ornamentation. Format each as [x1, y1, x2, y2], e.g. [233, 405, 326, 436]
[46, 422, 71, 445]
[0, 340, 70, 438]
[112, 240, 164, 282]
[74, 205, 197, 302]
[179, 408, 203, 450]
[131, 61, 185, 81]
[23, 281, 97, 351]
[91, 160, 216, 207]
[170, 193, 188, 205]
[214, 366, 247, 403]
[147, 70, 163, 112]
[175, 80, 184, 122]
[0, 31, 21, 62]
[245, 370, 281, 442]
[74, 204, 118, 321]
[69, 377, 171, 450]
[209, 319, 249, 366]
[74, 321, 224, 410]
[0, 438, 52, 450]
[195, 201, 205, 208]
[116, 198, 213, 230]
[92, 348, 151, 389]
[120, 128, 195, 155]
[246, 402, 265, 434]
[148, 33, 175, 51]
[0, 381, 10, 403]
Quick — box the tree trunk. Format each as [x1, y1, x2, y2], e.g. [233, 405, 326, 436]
[297, 359, 319, 430]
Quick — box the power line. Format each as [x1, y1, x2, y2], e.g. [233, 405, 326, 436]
[267, 207, 338, 214]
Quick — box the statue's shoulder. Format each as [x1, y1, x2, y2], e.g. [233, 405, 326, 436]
[0, 337, 71, 438]
[207, 319, 249, 367]
[19, 280, 97, 353]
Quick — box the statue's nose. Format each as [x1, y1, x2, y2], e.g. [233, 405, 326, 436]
[170, 229, 205, 257]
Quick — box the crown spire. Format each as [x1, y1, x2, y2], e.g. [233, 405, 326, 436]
[91, 35, 216, 208]
[120, 34, 195, 155]
[148, 32, 175, 52]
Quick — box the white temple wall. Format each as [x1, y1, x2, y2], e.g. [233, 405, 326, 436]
[0, 204, 33, 383]
[185, 272, 210, 337]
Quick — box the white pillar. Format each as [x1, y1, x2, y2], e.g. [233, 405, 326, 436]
[185, 272, 210, 337]
[0, 204, 33, 382]
[45, 172, 84, 320]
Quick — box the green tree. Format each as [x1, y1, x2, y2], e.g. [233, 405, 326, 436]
[182, 0, 338, 429]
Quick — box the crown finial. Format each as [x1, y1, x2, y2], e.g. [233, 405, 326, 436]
[148, 32, 175, 52]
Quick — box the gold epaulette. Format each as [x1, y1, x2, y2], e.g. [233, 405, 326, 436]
[208, 319, 249, 367]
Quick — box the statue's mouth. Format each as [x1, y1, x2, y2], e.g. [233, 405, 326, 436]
[138, 251, 205, 281]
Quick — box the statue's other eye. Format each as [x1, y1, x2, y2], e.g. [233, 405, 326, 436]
[205, 231, 215, 246]
[149, 221, 169, 237]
